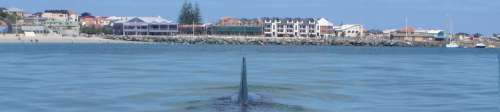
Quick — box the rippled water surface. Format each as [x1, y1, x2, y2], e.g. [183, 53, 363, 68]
[0, 44, 498, 112]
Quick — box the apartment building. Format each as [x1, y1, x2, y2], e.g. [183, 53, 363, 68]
[26, 10, 80, 35]
[263, 17, 320, 37]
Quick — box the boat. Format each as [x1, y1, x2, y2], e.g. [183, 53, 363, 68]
[445, 16, 459, 48]
[475, 43, 486, 48]
[446, 42, 459, 48]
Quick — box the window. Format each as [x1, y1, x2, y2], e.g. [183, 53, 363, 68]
[159, 25, 168, 30]
[265, 24, 271, 28]
[125, 26, 135, 29]
[169, 25, 177, 29]
[151, 25, 159, 29]
[309, 25, 315, 28]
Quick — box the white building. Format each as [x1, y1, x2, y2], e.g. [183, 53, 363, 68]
[334, 24, 364, 37]
[263, 17, 319, 37]
[415, 29, 447, 40]
[37, 10, 78, 22]
[112, 16, 178, 36]
[27, 10, 80, 35]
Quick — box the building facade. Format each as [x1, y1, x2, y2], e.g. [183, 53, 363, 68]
[263, 17, 319, 37]
[80, 16, 111, 28]
[317, 18, 335, 37]
[23, 10, 81, 36]
[38, 10, 78, 22]
[210, 17, 263, 35]
[334, 24, 364, 37]
[112, 16, 178, 36]
[389, 27, 434, 42]
[415, 29, 446, 41]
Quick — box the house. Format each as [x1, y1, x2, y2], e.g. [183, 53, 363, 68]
[38, 10, 78, 22]
[263, 17, 319, 37]
[317, 18, 335, 37]
[210, 17, 263, 35]
[389, 27, 434, 42]
[80, 16, 110, 28]
[178, 24, 209, 35]
[28, 10, 80, 35]
[334, 24, 364, 37]
[112, 16, 178, 36]
[415, 29, 447, 41]
[19, 15, 49, 34]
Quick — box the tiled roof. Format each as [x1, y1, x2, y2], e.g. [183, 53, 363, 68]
[114, 16, 174, 24]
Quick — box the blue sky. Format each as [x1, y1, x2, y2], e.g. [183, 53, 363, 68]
[1, 0, 499, 35]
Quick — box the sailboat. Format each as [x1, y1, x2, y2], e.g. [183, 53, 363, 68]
[446, 42, 459, 48]
[445, 15, 459, 48]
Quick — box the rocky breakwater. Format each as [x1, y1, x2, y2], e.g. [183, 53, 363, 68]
[104, 35, 445, 47]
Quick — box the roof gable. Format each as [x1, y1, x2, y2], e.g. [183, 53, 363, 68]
[128, 18, 145, 23]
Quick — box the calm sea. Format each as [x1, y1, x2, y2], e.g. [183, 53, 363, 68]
[0, 43, 498, 112]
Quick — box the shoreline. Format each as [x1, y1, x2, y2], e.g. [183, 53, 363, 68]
[0, 34, 498, 48]
[0, 34, 135, 44]
[104, 35, 447, 48]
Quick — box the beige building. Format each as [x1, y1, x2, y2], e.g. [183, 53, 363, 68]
[334, 24, 364, 37]
[37, 10, 78, 22]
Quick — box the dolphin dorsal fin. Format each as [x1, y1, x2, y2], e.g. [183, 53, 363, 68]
[238, 57, 249, 106]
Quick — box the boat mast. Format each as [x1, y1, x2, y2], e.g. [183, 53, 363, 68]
[405, 16, 408, 39]
[448, 15, 454, 42]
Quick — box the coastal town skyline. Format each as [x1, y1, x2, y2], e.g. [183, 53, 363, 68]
[1, 0, 498, 35]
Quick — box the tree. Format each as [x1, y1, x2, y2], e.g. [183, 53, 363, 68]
[0, 11, 17, 23]
[178, 1, 202, 25]
[193, 3, 202, 24]
[473, 33, 482, 38]
[81, 12, 93, 17]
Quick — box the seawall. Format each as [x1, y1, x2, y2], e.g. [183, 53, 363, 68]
[104, 35, 446, 47]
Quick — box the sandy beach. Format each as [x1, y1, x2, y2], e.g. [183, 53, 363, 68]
[0, 34, 133, 43]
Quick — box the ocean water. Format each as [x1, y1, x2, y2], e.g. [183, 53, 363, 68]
[0, 43, 498, 112]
